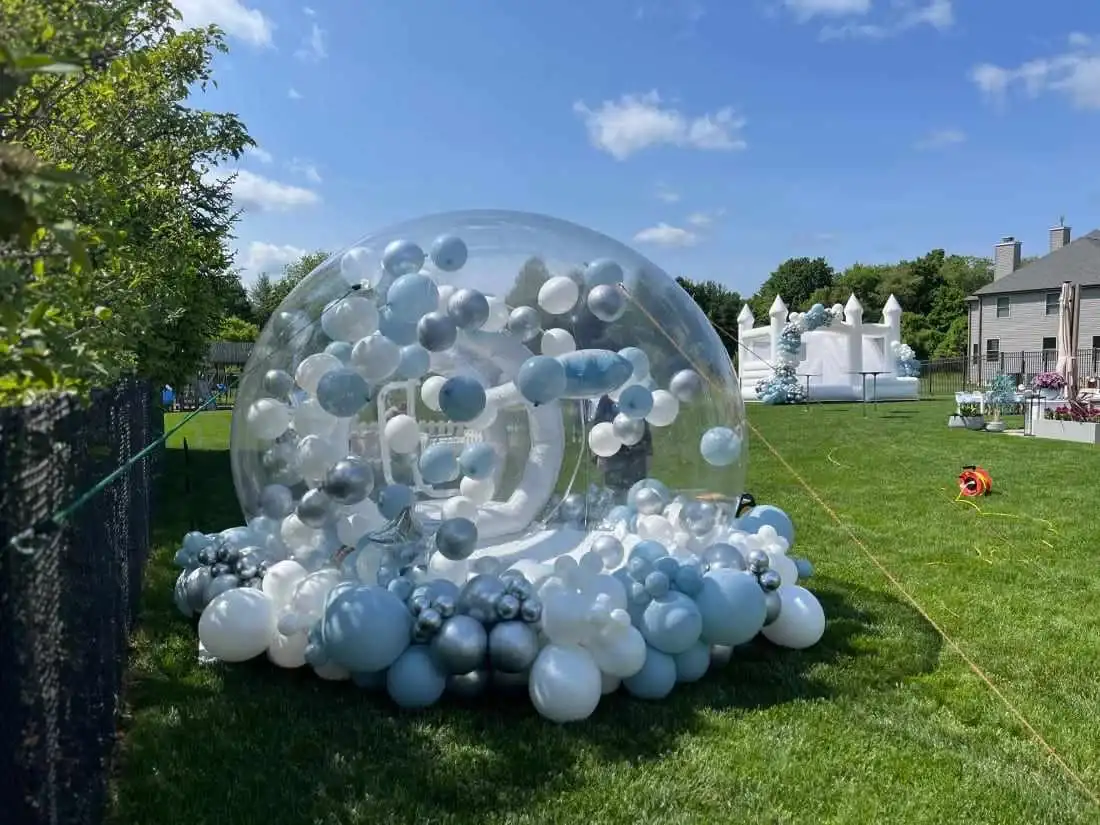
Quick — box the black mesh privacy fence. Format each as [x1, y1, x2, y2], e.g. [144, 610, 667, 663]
[0, 380, 162, 825]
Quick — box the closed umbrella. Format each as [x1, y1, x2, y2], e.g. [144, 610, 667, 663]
[1056, 281, 1081, 401]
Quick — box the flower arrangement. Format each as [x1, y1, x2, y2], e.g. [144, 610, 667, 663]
[892, 341, 921, 378]
[1044, 404, 1100, 423]
[1032, 371, 1066, 391]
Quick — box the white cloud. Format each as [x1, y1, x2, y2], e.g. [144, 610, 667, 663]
[784, 0, 871, 21]
[686, 211, 714, 227]
[296, 22, 327, 62]
[303, 5, 316, 16]
[289, 158, 323, 184]
[224, 170, 320, 212]
[573, 91, 746, 160]
[971, 37, 1100, 110]
[239, 241, 308, 284]
[172, 0, 274, 46]
[288, 87, 303, 100]
[655, 184, 680, 203]
[914, 128, 966, 150]
[798, 0, 953, 40]
[633, 223, 699, 247]
[244, 145, 273, 164]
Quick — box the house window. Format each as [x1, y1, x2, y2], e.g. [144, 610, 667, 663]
[1046, 292, 1060, 315]
[971, 342, 979, 362]
[985, 339, 1000, 362]
[996, 296, 1010, 318]
[1042, 337, 1056, 351]
[1093, 336, 1100, 350]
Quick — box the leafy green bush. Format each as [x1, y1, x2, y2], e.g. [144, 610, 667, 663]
[217, 315, 259, 343]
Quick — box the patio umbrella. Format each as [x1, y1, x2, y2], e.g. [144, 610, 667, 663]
[1056, 281, 1082, 401]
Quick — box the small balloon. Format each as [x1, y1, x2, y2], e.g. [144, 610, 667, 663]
[507, 306, 542, 342]
[315, 368, 371, 418]
[421, 375, 447, 412]
[446, 287, 490, 330]
[587, 284, 627, 322]
[417, 311, 458, 352]
[669, 369, 704, 403]
[350, 333, 401, 381]
[537, 275, 580, 315]
[435, 517, 478, 561]
[438, 376, 487, 423]
[419, 443, 460, 485]
[430, 234, 468, 271]
[700, 427, 742, 467]
[517, 355, 567, 406]
[540, 328, 576, 357]
[382, 239, 426, 278]
[458, 443, 497, 480]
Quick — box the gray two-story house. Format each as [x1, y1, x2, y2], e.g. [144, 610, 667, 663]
[966, 224, 1100, 385]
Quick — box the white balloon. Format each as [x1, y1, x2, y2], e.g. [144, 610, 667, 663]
[350, 333, 401, 381]
[762, 585, 825, 650]
[336, 511, 381, 545]
[585, 624, 647, 678]
[540, 328, 576, 357]
[295, 353, 342, 395]
[766, 551, 799, 586]
[757, 524, 779, 543]
[529, 644, 602, 723]
[442, 496, 479, 522]
[261, 559, 308, 609]
[645, 390, 680, 427]
[246, 399, 290, 440]
[288, 569, 342, 620]
[460, 475, 495, 504]
[588, 422, 622, 458]
[541, 589, 592, 645]
[421, 375, 447, 412]
[267, 630, 308, 668]
[320, 295, 379, 342]
[579, 573, 628, 612]
[537, 276, 580, 315]
[197, 589, 277, 663]
[636, 514, 676, 546]
[280, 514, 324, 555]
[292, 397, 337, 437]
[384, 414, 420, 453]
[296, 434, 341, 484]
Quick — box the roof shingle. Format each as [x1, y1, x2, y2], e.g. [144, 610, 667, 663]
[972, 229, 1100, 296]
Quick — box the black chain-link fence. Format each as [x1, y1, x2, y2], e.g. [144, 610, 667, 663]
[0, 380, 162, 825]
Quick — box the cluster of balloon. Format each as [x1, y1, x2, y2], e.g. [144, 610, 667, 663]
[170, 210, 829, 721]
[755, 303, 840, 405]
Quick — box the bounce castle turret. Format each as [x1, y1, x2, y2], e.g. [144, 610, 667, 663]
[738, 293, 919, 402]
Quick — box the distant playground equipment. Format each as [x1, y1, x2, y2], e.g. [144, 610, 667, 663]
[958, 466, 993, 497]
[738, 293, 920, 403]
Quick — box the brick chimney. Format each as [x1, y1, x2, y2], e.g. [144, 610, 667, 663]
[993, 236, 1021, 280]
[1049, 223, 1071, 252]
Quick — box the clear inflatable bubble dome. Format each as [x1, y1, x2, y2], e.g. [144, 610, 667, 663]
[231, 210, 748, 582]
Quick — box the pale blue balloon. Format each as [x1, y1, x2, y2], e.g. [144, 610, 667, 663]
[316, 367, 371, 418]
[644, 570, 670, 598]
[506, 306, 542, 342]
[321, 584, 412, 672]
[417, 311, 457, 352]
[435, 517, 478, 561]
[324, 341, 353, 362]
[617, 347, 650, 381]
[458, 443, 497, 480]
[382, 239, 425, 277]
[673, 562, 705, 597]
[429, 234, 467, 272]
[640, 591, 703, 655]
[557, 349, 634, 398]
[182, 530, 211, 554]
[395, 344, 431, 380]
[219, 526, 260, 549]
[674, 641, 711, 683]
[351, 669, 387, 690]
[617, 384, 653, 420]
[587, 284, 626, 322]
[419, 443, 460, 484]
[738, 505, 795, 547]
[516, 355, 567, 405]
[622, 645, 677, 700]
[386, 645, 447, 709]
[700, 427, 742, 468]
[694, 568, 767, 647]
[386, 272, 439, 323]
[627, 478, 671, 508]
[446, 288, 489, 330]
[377, 484, 415, 520]
[793, 557, 814, 578]
[585, 258, 624, 288]
[438, 375, 486, 422]
[379, 305, 418, 345]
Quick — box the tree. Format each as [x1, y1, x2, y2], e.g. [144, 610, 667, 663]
[749, 256, 835, 319]
[677, 276, 742, 358]
[218, 315, 259, 342]
[934, 316, 969, 358]
[250, 250, 329, 327]
[214, 271, 253, 322]
[2, 0, 253, 392]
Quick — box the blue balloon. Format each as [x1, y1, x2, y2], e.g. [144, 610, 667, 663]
[606, 505, 636, 531]
[617, 347, 650, 380]
[643, 571, 670, 598]
[793, 557, 814, 578]
[738, 504, 795, 547]
[438, 375, 487, 422]
[695, 568, 767, 647]
[673, 562, 705, 597]
[377, 484, 415, 520]
[516, 355, 567, 405]
[622, 646, 677, 700]
[584, 258, 624, 288]
[382, 239, 426, 277]
[387, 645, 447, 709]
[324, 341, 353, 362]
[386, 272, 439, 323]
[419, 443, 460, 484]
[640, 591, 703, 655]
[674, 641, 711, 683]
[429, 234, 467, 272]
[315, 368, 371, 418]
[416, 311, 458, 352]
[557, 349, 634, 398]
[351, 669, 388, 690]
[395, 344, 431, 380]
[321, 585, 412, 673]
[617, 384, 654, 420]
[379, 305, 418, 346]
[458, 443, 497, 480]
[700, 427, 742, 468]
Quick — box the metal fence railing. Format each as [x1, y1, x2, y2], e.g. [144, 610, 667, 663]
[919, 349, 1100, 397]
[0, 381, 162, 825]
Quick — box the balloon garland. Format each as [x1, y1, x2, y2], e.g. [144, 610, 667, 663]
[892, 341, 921, 378]
[755, 303, 838, 404]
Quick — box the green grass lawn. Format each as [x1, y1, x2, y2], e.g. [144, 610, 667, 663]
[111, 402, 1100, 825]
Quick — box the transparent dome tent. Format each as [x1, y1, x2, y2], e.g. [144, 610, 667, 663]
[231, 210, 748, 580]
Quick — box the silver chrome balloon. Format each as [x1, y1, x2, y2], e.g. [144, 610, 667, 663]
[746, 549, 770, 574]
[457, 574, 507, 625]
[496, 593, 521, 621]
[323, 457, 374, 505]
[446, 668, 490, 699]
[297, 488, 337, 529]
[703, 542, 746, 571]
[488, 621, 539, 673]
[763, 590, 783, 625]
[758, 569, 782, 591]
[430, 615, 489, 674]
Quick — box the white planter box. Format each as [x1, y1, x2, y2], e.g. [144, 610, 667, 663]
[1032, 417, 1100, 444]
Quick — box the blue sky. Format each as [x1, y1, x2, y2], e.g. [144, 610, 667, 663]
[175, 0, 1100, 298]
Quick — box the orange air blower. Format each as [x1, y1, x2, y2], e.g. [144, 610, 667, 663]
[958, 465, 992, 497]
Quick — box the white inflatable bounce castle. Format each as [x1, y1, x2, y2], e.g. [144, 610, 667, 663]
[738, 293, 919, 402]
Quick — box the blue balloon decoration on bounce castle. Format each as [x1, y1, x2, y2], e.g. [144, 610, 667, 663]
[173, 210, 828, 723]
[754, 303, 837, 404]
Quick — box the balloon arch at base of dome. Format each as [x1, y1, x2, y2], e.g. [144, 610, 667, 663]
[172, 210, 828, 721]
